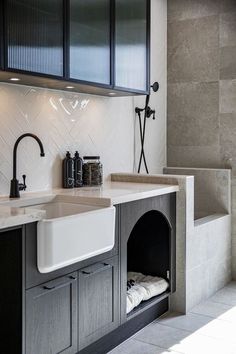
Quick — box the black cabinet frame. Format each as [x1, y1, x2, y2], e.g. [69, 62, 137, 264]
[0, 0, 4, 69]
[0, 0, 150, 96]
[113, 0, 151, 94]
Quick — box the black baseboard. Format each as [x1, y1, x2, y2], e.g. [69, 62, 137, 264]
[79, 297, 168, 354]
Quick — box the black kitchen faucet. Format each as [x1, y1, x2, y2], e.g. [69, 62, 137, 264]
[9, 133, 45, 198]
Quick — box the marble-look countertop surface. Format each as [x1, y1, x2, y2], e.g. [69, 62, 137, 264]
[0, 177, 179, 230]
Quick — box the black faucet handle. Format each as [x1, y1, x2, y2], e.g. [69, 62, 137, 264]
[19, 174, 27, 191]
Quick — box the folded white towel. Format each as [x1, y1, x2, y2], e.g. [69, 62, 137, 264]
[126, 272, 169, 314]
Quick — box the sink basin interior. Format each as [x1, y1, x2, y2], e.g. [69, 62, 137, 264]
[27, 202, 101, 219]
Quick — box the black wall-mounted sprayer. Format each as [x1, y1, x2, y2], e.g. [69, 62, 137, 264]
[135, 82, 159, 174]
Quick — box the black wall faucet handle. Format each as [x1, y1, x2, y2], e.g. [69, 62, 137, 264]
[146, 107, 156, 119]
[19, 174, 27, 191]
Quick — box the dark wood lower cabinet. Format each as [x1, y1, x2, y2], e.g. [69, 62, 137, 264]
[0, 194, 176, 354]
[25, 257, 120, 354]
[78, 257, 120, 351]
[25, 273, 77, 354]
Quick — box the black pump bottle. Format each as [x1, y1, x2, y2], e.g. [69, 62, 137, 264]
[63, 151, 74, 188]
[74, 151, 83, 187]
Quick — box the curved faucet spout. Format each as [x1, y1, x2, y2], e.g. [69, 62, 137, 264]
[10, 133, 45, 198]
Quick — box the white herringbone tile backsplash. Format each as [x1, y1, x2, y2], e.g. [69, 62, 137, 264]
[0, 83, 136, 194]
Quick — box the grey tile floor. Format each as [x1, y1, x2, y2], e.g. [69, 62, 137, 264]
[108, 282, 236, 354]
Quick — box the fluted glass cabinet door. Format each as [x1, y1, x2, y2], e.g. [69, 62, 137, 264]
[0, 0, 3, 69]
[69, 0, 111, 85]
[6, 0, 64, 76]
[115, 0, 149, 92]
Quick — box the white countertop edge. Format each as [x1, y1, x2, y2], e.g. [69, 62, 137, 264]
[110, 185, 179, 205]
[0, 208, 45, 230]
[0, 180, 179, 230]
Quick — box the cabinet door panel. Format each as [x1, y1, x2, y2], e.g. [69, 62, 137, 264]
[78, 257, 120, 350]
[115, 0, 149, 91]
[6, 0, 64, 76]
[26, 273, 77, 354]
[69, 0, 111, 84]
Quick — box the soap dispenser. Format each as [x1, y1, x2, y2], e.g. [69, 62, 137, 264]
[63, 151, 74, 188]
[74, 151, 83, 187]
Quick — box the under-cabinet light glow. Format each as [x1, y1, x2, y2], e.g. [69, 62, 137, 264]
[65, 86, 74, 89]
[10, 78, 20, 81]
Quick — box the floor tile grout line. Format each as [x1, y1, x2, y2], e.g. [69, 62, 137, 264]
[134, 329, 236, 353]
[156, 310, 235, 325]
[132, 337, 185, 354]
[208, 299, 236, 307]
[188, 310, 236, 324]
[139, 319, 236, 344]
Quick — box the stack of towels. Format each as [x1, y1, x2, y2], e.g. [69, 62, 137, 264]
[127, 272, 169, 314]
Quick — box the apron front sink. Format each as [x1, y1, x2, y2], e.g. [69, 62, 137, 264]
[28, 202, 116, 273]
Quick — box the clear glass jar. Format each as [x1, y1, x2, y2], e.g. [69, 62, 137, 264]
[82, 156, 103, 186]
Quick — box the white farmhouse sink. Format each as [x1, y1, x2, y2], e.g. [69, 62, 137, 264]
[28, 202, 116, 273]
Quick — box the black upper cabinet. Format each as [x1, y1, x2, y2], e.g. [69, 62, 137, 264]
[6, 0, 64, 77]
[115, 0, 149, 92]
[0, 1, 4, 69]
[2, 0, 150, 95]
[69, 0, 111, 85]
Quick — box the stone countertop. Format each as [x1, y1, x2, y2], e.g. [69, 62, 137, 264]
[0, 178, 179, 230]
[0, 205, 46, 230]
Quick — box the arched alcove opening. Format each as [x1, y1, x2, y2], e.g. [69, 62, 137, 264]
[127, 210, 172, 314]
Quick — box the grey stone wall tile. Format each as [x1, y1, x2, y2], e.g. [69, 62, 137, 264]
[220, 113, 236, 169]
[220, 46, 236, 80]
[168, 16, 219, 83]
[220, 12, 236, 47]
[168, 0, 220, 22]
[167, 146, 222, 168]
[220, 0, 236, 14]
[220, 80, 236, 114]
[168, 82, 219, 146]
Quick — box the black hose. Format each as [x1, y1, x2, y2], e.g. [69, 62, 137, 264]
[137, 99, 149, 174]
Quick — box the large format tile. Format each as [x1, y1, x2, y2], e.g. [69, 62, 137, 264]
[220, 12, 236, 47]
[220, 46, 236, 79]
[225, 281, 236, 290]
[186, 264, 209, 310]
[191, 299, 236, 324]
[169, 332, 236, 354]
[167, 146, 222, 168]
[210, 287, 236, 306]
[168, 82, 219, 146]
[195, 317, 236, 343]
[136, 321, 236, 354]
[220, 80, 236, 114]
[134, 321, 191, 349]
[168, 82, 219, 120]
[220, 1, 236, 14]
[220, 113, 236, 168]
[156, 312, 212, 333]
[168, 0, 220, 22]
[168, 16, 219, 83]
[232, 257, 236, 281]
[207, 258, 232, 297]
[108, 339, 179, 354]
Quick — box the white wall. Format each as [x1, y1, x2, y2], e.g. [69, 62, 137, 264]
[0, 0, 167, 195]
